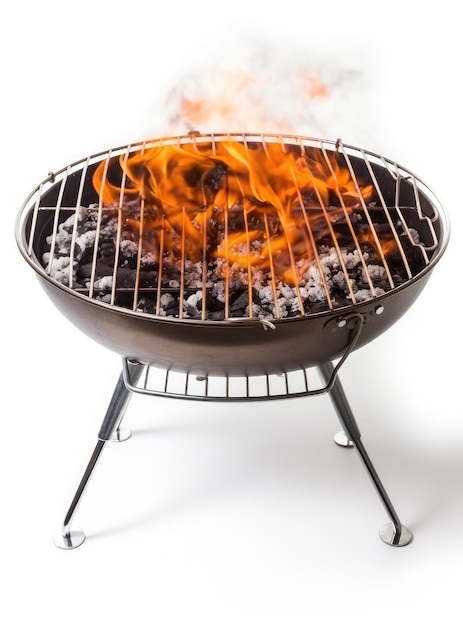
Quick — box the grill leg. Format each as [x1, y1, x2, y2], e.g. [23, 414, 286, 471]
[53, 360, 144, 549]
[318, 361, 413, 547]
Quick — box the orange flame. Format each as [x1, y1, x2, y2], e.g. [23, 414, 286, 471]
[93, 139, 375, 286]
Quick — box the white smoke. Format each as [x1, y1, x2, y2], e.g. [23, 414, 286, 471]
[146, 37, 380, 148]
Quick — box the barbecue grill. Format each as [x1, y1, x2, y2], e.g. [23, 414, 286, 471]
[15, 132, 449, 549]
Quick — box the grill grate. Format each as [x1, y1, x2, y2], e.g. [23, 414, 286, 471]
[20, 133, 443, 323]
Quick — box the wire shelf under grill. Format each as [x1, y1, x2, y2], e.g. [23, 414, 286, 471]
[122, 358, 343, 402]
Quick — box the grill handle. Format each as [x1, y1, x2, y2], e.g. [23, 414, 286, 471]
[308, 312, 364, 396]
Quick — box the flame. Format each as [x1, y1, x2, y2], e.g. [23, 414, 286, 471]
[92, 138, 376, 286]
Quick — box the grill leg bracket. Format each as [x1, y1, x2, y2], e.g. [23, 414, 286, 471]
[53, 360, 144, 549]
[318, 361, 413, 547]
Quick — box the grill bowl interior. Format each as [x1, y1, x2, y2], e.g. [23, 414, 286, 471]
[15, 134, 450, 377]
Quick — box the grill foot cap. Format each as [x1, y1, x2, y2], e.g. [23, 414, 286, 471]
[334, 430, 354, 448]
[379, 522, 413, 547]
[53, 529, 86, 550]
[109, 428, 131, 443]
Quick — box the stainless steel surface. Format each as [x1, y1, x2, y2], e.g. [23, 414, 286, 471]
[333, 430, 353, 447]
[14, 134, 450, 377]
[54, 439, 106, 549]
[379, 522, 413, 547]
[30, 275, 435, 377]
[319, 361, 413, 546]
[109, 428, 132, 442]
[53, 528, 86, 550]
[54, 361, 144, 549]
[97, 361, 144, 440]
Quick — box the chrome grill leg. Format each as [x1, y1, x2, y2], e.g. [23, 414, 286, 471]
[53, 360, 144, 549]
[318, 361, 413, 547]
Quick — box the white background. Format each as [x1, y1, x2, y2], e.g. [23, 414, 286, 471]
[2, 1, 462, 624]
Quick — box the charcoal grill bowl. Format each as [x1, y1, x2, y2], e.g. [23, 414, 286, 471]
[17, 213, 447, 378]
[14, 135, 450, 377]
[29, 268, 434, 377]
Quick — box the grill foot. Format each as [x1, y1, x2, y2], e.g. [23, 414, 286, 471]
[334, 430, 353, 448]
[53, 529, 86, 550]
[109, 427, 131, 442]
[379, 522, 413, 547]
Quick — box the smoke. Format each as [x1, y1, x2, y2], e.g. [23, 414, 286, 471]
[146, 37, 379, 147]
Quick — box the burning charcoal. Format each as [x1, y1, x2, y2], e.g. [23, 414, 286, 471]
[73, 236, 97, 264]
[45, 255, 72, 286]
[114, 268, 136, 288]
[204, 162, 227, 195]
[113, 291, 134, 309]
[229, 290, 249, 316]
[184, 304, 201, 318]
[304, 300, 331, 314]
[140, 254, 159, 271]
[183, 291, 203, 319]
[355, 287, 386, 301]
[391, 273, 407, 287]
[363, 264, 386, 282]
[165, 299, 180, 316]
[393, 236, 427, 274]
[136, 296, 156, 314]
[206, 297, 224, 314]
[161, 261, 182, 284]
[120, 239, 138, 260]
[207, 310, 226, 321]
[77, 261, 113, 281]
